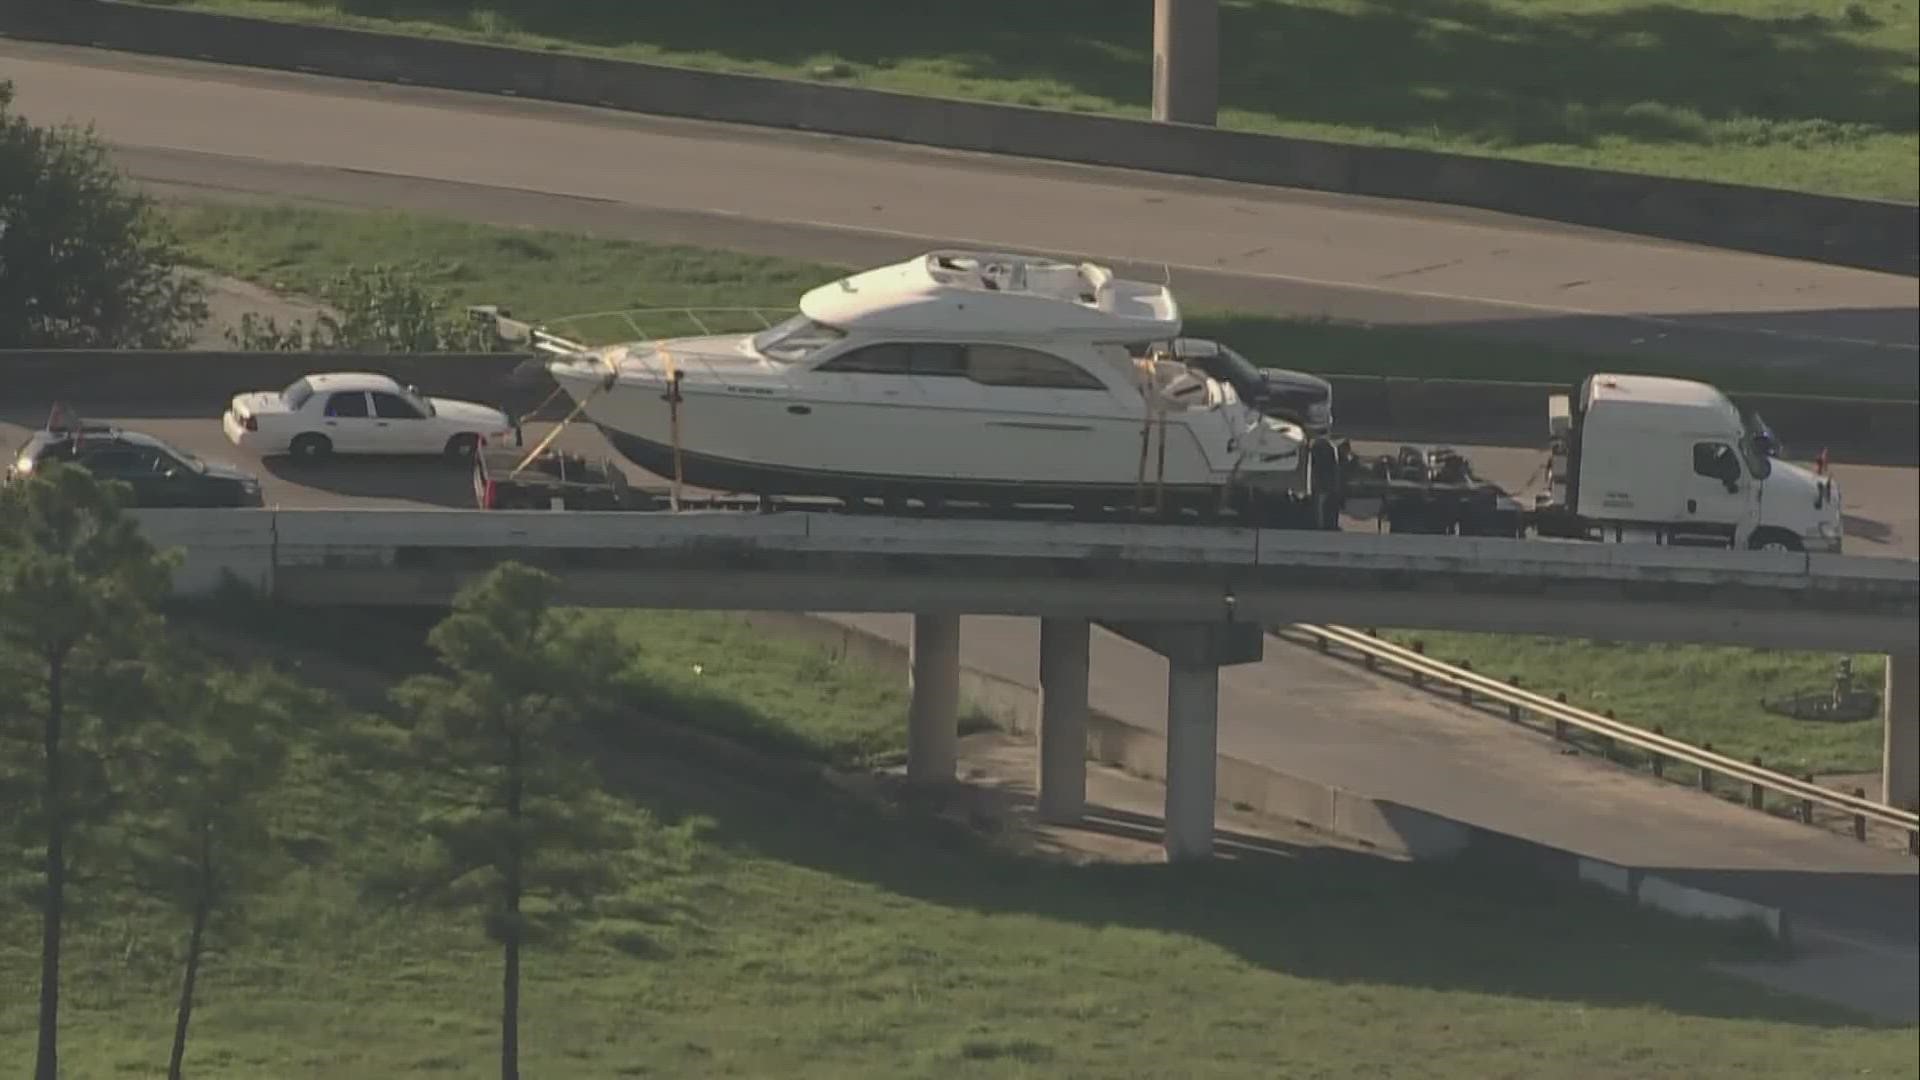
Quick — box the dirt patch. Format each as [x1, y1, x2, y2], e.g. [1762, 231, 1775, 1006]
[185, 271, 335, 350]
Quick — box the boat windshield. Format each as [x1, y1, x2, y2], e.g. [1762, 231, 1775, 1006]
[750, 314, 845, 364]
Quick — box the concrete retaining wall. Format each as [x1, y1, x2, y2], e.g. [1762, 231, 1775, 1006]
[744, 611, 1792, 940]
[8, 352, 1914, 463]
[4, 2, 1913, 276]
[134, 507, 277, 593]
[1580, 857, 1789, 942]
[0, 350, 561, 420]
[1335, 377, 1919, 465]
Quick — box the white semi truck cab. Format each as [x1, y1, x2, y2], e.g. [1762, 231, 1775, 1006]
[1538, 373, 1842, 553]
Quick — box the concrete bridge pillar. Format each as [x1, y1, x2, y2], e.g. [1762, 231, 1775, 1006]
[1037, 616, 1091, 823]
[1164, 659, 1222, 861]
[906, 613, 961, 786]
[1153, 0, 1220, 126]
[1884, 653, 1918, 810]
[1101, 619, 1262, 862]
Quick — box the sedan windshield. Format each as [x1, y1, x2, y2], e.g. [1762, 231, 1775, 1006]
[750, 314, 845, 364]
[282, 377, 315, 409]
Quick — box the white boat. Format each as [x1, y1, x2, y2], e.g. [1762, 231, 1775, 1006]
[541, 250, 1316, 511]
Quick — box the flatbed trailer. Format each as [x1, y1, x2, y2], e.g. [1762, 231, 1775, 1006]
[474, 439, 1532, 536]
[1337, 443, 1530, 538]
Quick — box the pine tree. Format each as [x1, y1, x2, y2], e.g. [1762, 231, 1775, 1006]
[0, 462, 175, 1080]
[380, 562, 634, 1080]
[121, 658, 327, 1080]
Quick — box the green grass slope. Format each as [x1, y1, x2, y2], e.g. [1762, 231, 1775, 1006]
[1, 603, 1909, 1078]
[1384, 631, 1888, 775]
[168, 202, 1913, 397]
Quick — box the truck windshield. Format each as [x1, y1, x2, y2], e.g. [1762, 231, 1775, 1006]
[750, 315, 845, 364]
[1207, 346, 1263, 387]
[1739, 413, 1773, 479]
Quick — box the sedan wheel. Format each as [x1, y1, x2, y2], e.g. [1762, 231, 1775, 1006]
[444, 434, 481, 465]
[289, 433, 332, 463]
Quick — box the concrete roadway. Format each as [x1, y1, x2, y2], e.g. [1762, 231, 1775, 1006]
[8, 415, 1911, 560]
[4, 40, 1917, 387]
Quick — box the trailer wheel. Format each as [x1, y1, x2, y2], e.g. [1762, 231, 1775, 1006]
[1307, 440, 1343, 530]
[1748, 528, 1803, 553]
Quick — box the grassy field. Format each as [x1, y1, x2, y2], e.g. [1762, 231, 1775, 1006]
[166, 202, 1916, 398]
[1383, 631, 1887, 776]
[2, 599, 1911, 1078]
[198, 595, 968, 768]
[138, 0, 1919, 201]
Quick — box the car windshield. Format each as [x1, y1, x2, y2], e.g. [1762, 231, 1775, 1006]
[282, 377, 315, 409]
[750, 314, 845, 364]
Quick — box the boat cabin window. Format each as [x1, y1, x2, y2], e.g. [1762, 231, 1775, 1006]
[751, 314, 846, 363]
[817, 342, 966, 376]
[964, 344, 1106, 390]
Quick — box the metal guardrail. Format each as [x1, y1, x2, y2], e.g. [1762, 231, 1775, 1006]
[1286, 623, 1920, 852]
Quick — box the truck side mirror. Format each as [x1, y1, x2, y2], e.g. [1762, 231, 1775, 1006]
[1722, 477, 1739, 494]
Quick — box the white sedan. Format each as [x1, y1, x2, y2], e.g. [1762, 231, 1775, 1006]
[223, 372, 519, 463]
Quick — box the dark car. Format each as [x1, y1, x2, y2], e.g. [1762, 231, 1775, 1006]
[1168, 337, 1335, 436]
[8, 421, 265, 508]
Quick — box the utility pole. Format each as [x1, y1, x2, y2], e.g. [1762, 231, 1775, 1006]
[1153, 0, 1220, 126]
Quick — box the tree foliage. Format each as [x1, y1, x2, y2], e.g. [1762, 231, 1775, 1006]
[0, 461, 178, 1080]
[225, 264, 508, 353]
[0, 80, 209, 349]
[120, 657, 328, 1080]
[378, 562, 634, 1080]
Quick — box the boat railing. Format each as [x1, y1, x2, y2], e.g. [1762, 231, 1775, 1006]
[469, 304, 797, 356]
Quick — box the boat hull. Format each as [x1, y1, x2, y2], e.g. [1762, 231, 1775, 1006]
[550, 360, 1310, 503]
[595, 423, 1303, 507]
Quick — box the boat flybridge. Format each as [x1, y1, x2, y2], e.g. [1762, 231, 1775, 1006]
[530, 250, 1329, 520]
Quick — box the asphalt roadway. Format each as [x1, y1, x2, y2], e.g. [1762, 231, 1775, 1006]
[4, 39, 1918, 387]
[5, 40, 1916, 1010]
